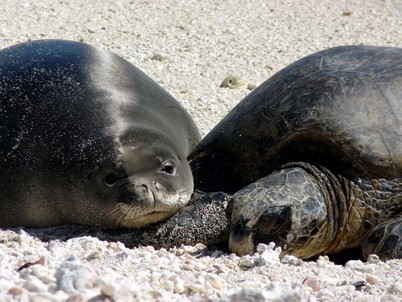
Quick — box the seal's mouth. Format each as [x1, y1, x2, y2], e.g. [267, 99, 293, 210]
[109, 184, 189, 228]
[132, 211, 173, 227]
[115, 207, 174, 228]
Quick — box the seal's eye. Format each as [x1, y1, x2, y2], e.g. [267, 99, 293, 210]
[160, 160, 177, 175]
[104, 173, 122, 186]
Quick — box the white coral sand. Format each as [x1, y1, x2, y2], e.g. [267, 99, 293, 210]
[1, 1, 402, 301]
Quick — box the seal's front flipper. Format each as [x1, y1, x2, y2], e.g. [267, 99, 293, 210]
[362, 217, 402, 260]
[137, 192, 231, 248]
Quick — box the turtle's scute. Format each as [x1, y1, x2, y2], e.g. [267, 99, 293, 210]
[189, 45, 402, 194]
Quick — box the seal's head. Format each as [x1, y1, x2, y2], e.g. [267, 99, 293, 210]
[96, 133, 194, 228]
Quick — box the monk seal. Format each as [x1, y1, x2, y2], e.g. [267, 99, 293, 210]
[0, 39, 201, 228]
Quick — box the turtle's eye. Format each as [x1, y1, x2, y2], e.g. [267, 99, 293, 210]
[160, 160, 177, 175]
[257, 206, 291, 235]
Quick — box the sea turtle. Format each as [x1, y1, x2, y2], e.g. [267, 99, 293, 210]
[186, 45, 402, 261]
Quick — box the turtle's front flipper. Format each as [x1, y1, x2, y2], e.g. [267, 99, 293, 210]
[362, 217, 402, 260]
[136, 192, 231, 248]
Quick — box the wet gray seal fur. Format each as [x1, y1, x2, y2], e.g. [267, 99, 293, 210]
[0, 39, 200, 228]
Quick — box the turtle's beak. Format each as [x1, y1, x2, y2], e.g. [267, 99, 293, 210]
[228, 222, 256, 256]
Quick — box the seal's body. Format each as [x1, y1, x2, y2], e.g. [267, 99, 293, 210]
[0, 40, 200, 228]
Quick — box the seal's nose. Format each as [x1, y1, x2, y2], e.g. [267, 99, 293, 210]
[130, 178, 159, 193]
[153, 181, 161, 191]
[120, 179, 154, 205]
[140, 183, 149, 193]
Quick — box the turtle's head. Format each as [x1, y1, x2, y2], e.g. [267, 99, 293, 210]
[226, 166, 330, 259]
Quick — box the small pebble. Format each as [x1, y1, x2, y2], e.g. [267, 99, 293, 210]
[220, 288, 266, 302]
[0, 26, 6, 36]
[258, 249, 281, 266]
[150, 53, 165, 61]
[365, 274, 379, 285]
[211, 250, 224, 257]
[97, 279, 116, 297]
[345, 259, 364, 268]
[352, 280, 367, 290]
[23, 275, 47, 293]
[30, 294, 55, 302]
[316, 255, 333, 268]
[65, 293, 89, 302]
[388, 280, 402, 295]
[55, 254, 96, 294]
[381, 294, 402, 302]
[143, 290, 163, 300]
[173, 277, 185, 294]
[182, 245, 198, 254]
[345, 260, 375, 273]
[316, 288, 335, 299]
[238, 255, 257, 268]
[281, 255, 303, 266]
[207, 275, 223, 291]
[195, 243, 208, 250]
[366, 254, 381, 264]
[255, 243, 281, 266]
[220, 75, 247, 89]
[256, 242, 276, 253]
[8, 286, 25, 296]
[302, 276, 321, 292]
[263, 283, 304, 301]
[219, 75, 255, 90]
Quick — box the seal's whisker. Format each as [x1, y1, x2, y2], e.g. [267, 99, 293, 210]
[178, 186, 193, 195]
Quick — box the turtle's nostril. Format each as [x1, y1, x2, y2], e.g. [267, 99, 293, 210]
[231, 219, 252, 240]
[236, 227, 247, 237]
[225, 198, 234, 223]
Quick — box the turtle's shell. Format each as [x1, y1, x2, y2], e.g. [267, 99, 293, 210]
[189, 45, 402, 194]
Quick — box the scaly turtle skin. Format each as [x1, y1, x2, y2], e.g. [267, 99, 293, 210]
[188, 45, 402, 260]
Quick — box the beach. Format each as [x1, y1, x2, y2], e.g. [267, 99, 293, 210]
[0, 1, 402, 301]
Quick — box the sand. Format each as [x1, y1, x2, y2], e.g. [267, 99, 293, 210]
[0, 0, 401, 301]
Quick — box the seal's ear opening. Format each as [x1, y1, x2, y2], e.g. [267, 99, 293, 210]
[188, 151, 244, 194]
